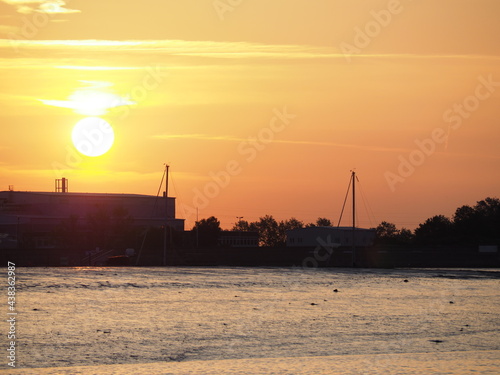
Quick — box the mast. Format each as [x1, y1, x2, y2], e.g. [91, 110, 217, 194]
[196, 207, 199, 248]
[351, 170, 356, 267]
[163, 164, 169, 266]
[336, 170, 359, 267]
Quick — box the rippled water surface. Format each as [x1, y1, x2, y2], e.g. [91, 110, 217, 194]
[5, 267, 500, 374]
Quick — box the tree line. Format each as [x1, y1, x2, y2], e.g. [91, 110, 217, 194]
[194, 216, 332, 247]
[194, 197, 500, 247]
[376, 197, 499, 246]
[51, 196, 498, 252]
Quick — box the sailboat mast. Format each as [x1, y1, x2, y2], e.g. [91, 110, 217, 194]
[352, 170, 356, 267]
[163, 164, 169, 266]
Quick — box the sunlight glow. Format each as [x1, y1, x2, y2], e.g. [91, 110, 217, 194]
[39, 81, 135, 116]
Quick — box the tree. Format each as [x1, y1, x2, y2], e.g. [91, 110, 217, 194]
[375, 221, 398, 243]
[193, 216, 221, 247]
[234, 216, 303, 247]
[232, 219, 250, 232]
[453, 197, 500, 243]
[474, 197, 500, 240]
[398, 228, 414, 245]
[315, 217, 332, 227]
[276, 217, 304, 246]
[375, 221, 414, 245]
[255, 215, 281, 247]
[281, 217, 304, 231]
[414, 215, 453, 245]
[306, 217, 332, 227]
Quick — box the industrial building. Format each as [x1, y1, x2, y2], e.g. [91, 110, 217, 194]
[286, 226, 376, 248]
[218, 231, 259, 247]
[0, 180, 184, 252]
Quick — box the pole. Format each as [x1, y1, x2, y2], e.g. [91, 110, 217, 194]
[352, 170, 356, 267]
[163, 164, 169, 266]
[16, 216, 19, 249]
[196, 207, 199, 248]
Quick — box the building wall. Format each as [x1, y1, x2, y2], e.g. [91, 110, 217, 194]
[218, 231, 259, 247]
[0, 191, 184, 242]
[286, 227, 376, 248]
[0, 191, 176, 220]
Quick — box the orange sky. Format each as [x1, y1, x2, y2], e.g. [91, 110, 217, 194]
[1, 0, 499, 230]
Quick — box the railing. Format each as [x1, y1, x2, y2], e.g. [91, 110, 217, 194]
[81, 249, 116, 266]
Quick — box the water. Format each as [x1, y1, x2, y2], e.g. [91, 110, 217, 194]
[3, 267, 500, 374]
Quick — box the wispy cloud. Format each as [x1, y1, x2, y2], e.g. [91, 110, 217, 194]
[54, 65, 142, 71]
[0, 38, 499, 62]
[38, 80, 135, 116]
[0, 39, 334, 59]
[0, 25, 18, 35]
[152, 133, 409, 153]
[1, 0, 80, 14]
[152, 134, 246, 142]
[0, 58, 142, 70]
[152, 133, 500, 159]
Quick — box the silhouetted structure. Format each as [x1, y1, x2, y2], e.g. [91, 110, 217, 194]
[218, 231, 259, 247]
[286, 226, 376, 247]
[1, 186, 498, 268]
[0, 189, 184, 265]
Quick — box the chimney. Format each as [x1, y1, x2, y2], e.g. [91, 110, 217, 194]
[55, 178, 68, 193]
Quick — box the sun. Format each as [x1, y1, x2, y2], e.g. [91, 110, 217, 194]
[71, 117, 115, 157]
[39, 81, 133, 157]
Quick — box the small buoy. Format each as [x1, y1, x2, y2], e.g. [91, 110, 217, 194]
[310, 303, 318, 306]
[449, 301, 454, 304]
[403, 279, 409, 283]
[333, 289, 338, 292]
[429, 339, 443, 343]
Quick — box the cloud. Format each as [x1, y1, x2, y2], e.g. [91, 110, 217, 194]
[0, 38, 498, 62]
[0, 38, 333, 57]
[38, 80, 135, 116]
[39, 0, 79, 14]
[54, 65, 141, 71]
[1, 0, 80, 14]
[152, 133, 410, 154]
[0, 25, 18, 35]
[152, 133, 246, 142]
[152, 133, 500, 159]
